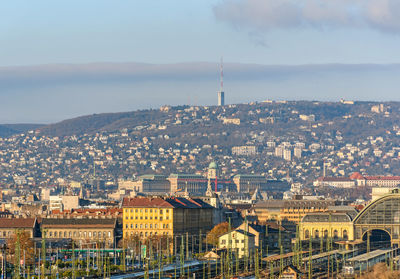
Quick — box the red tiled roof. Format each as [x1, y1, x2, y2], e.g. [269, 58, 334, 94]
[350, 172, 364, 180]
[365, 176, 400, 181]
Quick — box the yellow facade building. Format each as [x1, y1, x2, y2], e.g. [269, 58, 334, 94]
[299, 212, 355, 241]
[122, 197, 213, 239]
[253, 199, 335, 224]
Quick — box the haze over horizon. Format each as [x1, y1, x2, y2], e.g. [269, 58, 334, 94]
[3, 0, 400, 123]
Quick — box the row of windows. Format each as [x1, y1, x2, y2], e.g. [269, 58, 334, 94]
[125, 215, 168, 220]
[46, 230, 112, 238]
[221, 239, 245, 244]
[125, 231, 169, 237]
[304, 229, 348, 240]
[125, 223, 170, 229]
[124, 208, 169, 214]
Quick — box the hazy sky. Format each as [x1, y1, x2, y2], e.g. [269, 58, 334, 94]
[2, 0, 400, 123]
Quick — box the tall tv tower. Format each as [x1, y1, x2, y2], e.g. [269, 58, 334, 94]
[217, 57, 225, 106]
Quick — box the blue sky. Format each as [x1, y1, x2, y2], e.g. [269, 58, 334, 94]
[2, 0, 400, 123]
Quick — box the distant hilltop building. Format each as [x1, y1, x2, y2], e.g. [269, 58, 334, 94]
[371, 104, 386, 114]
[299, 114, 315, 121]
[217, 57, 225, 106]
[232, 145, 257, 156]
[218, 91, 224, 106]
[223, 118, 240, 125]
[340, 98, 354, 105]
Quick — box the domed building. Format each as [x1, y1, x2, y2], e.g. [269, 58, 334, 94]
[207, 161, 219, 180]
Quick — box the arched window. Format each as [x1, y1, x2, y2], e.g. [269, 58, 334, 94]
[314, 230, 319, 239]
[324, 230, 328, 239]
[343, 230, 348, 240]
[305, 230, 310, 239]
[333, 230, 338, 239]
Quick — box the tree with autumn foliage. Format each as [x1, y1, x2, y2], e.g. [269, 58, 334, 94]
[206, 222, 229, 246]
[6, 230, 35, 266]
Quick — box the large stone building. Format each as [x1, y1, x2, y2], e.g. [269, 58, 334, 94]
[232, 175, 289, 193]
[314, 173, 400, 188]
[122, 197, 213, 239]
[253, 199, 335, 223]
[0, 218, 39, 239]
[299, 191, 400, 247]
[41, 218, 117, 247]
[168, 174, 207, 195]
[299, 212, 355, 241]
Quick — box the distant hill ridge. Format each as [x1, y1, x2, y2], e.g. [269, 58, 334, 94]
[0, 100, 394, 138]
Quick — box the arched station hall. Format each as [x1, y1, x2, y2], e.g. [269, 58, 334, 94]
[300, 191, 400, 248]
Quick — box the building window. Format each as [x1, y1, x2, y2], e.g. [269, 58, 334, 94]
[69, 232, 72, 237]
[150, 209, 152, 213]
[160, 210, 163, 214]
[89, 232, 92, 238]
[166, 209, 169, 213]
[305, 230, 310, 239]
[135, 224, 138, 229]
[94, 232, 97, 237]
[145, 209, 147, 213]
[145, 224, 148, 229]
[333, 230, 338, 239]
[135, 209, 138, 212]
[130, 209, 133, 213]
[324, 230, 328, 239]
[126, 224, 128, 229]
[343, 230, 348, 240]
[54, 231, 57, 237]
[314, 230, 319, 239]
[150, 224, 152, 229]
[49, 232, 53, 237]
[108, 232, 111, 237]
[131, 224, 133, 229]
[155, 224, 157, 229]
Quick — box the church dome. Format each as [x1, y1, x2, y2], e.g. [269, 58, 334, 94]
[208, 161, 218, 169]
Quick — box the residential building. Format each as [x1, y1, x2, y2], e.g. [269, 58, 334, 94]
[41, 218, 117, 247]
[218, 229, 255, 258]
[232, 146, 257, 156]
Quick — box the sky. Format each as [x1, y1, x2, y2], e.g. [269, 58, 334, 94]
[2, 0, 400, 123]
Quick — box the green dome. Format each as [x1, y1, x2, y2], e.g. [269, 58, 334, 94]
[208, 162, 218, 169]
